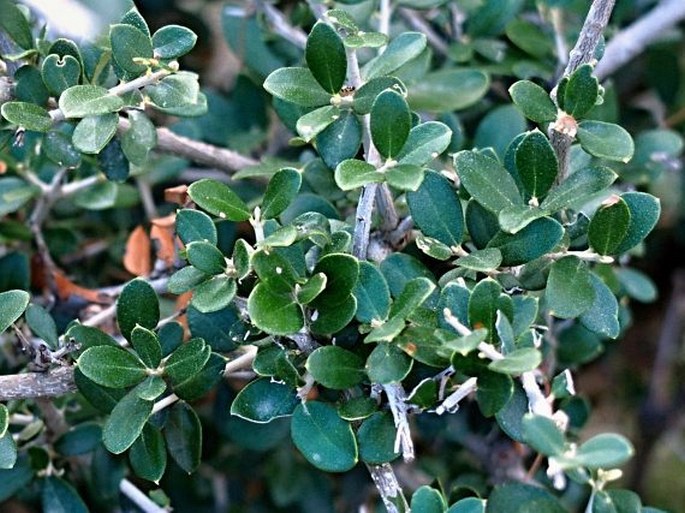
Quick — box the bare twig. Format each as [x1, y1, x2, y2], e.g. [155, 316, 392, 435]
[435, 377, 478, 415]
[120, 478, 168, 513]
[223, 345, 258, 376]
[366, 463, 410, 513]
[258, 0, 307, 49]
[398, 8, 448, 56]
[595, 0, 685, 80]
[383, 383, 414, 462]
[0, 367, 76, 401]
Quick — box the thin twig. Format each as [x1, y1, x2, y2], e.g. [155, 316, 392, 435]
[435, 377, 478, 415]
[223, 345, 258, 376]
[398, 8, 448, 56]
[119, 478, 168, 513]
[258, 0, 307, 49]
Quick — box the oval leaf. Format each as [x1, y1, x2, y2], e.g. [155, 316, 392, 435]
[306, 22, 347, 94]
[370, 89, 412, 159]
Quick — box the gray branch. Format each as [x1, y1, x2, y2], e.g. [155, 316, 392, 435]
[0, 367, 76, 401]
[595, 0, 685, 79]
[563, 0, 616, 76]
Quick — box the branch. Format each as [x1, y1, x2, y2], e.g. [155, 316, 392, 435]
[366, 463, 410, 513]
[258, 0, 307, 49]
[398, 8, 448, 56]
[595, 0, 685, 79]
[119, 478, 167, 513]
[0, 367, 76, 401]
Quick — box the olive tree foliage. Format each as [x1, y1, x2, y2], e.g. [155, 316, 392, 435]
[0, 0, 683, 511]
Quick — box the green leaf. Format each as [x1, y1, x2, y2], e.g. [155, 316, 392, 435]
[120, 110, 157, 165]
[477, 370, 514, 416]
[457, 248, 502, 272]
[296, 273, 327, 305]
[366, 343, 413, 384]
[129, 424, 166, 483]
[475, 105, 527, 159]
[540, 165, 617, 213]
[385, 163, 425, 191]
[1, 102, 52, 132]
[59, 85, 124, 118]
[110, 23, 153, 76]
[577, 121, 635, 163]
[589, 196, 631, 255]
[312, 253, 360, 307]
[468, 278, 501, 341]
[561, 433, 634, 470]
[486, 483, 566, 513]
[165, 402, 202, 473]
[54, 423, 102, 456]
[546, 256, 595, 319]
[353, 77, 406, 115]
[408, 69, 489, 112]
[173, 352, 225, 401]
[454, 150, 522, 214]
[0, 432, 16, 469]
[339, 397, 377, 421]
[362, 32, 427, 80]
[0, 290, 29, 335]
[145, 72, 205, 116]
[117, 278, 159, 341]
[515, 130, 558, 200]
[306, 346, 365, 389]
[185, 241, 226, 275]
[407, 170, 464, 246]
[365, 316, 405, 344]
[188, 179, 250, 221]
[317, 110, 362, 169]
[135, 375, 166, 401]
[389, 277, 436, 320]
[521, 413, 565, 456]
[190, 275, 237, 313]
[263, 67, 332, 107]
[248, 283, 304, 335]
[370, 89, 412, 159]
[24, 303, 57, 349]
[0, 0, 33, 49]
[334, 159, 383, 191]
[78, 346, 148, 388]
[306, 22, 347, 93]
[357, 412, 401, 464]
[614, 192, 660, 253]
[447, 498, 486, 513]
[354, 261, 391, 323]
[0, 405, 7, 438]
[176, 209, 217, 245]
[488, 216, 564, 266]
[167, 266, 209, 294]
[344, 32, 388, 48]
[41, 477, 89, 513]
[72, 113, 118, 154]
[41, 54, 80, 96]
[580, 273, 620, 339]
[130, 325, 162, 368]
[98, 139, 129, 182]
[252, 249, 299, 294]
[231, 378, 299, 423]
[415, 234, 453, 260]
[121, 7, 150, 36]
[296, 105, 339, 143]
[509, 80, 557, 123]
[310, 297, 356, 336]
[44, 130, 81, 167]
[0, 178, 37, 217]
[164, 338, 211, 387]
[152, 25, 197, 59]
[103, 388, 153, 453]
[395, 122, 452, 168]
[617, 268, 657, 303]
[291, 402, 358, 472]
[411, 486, 446, 513]
[489, 348, 542, 375]
[562, 64, 598, 119]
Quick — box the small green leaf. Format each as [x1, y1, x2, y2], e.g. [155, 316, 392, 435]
[72, 113, 118, 154]
[454, 150, 522, 214]
[385, 163, 425, 191]
[41, 54, 80, 96]
[103, 388, 153, 453]
[614, 192, 660, 253]
[59, 85, 124, 118]
[110, 23, 153, 76]
[447, 498, 486, 513]
[577, 121, 635, 163]
[353, 261, 391, 323]
[248, 283, 304, 335]
[44, 130, 81, 167]
[562, 64, 599, 119]
[145, 72, 206, 116]
[291, 402, 358, 472]
[468, 278, 502, 341]
[164, 338, 211, 387]
[152, 25, 197, 59]
[509, 80, 557, 123]
[457, 248, 502, 272]
[362, 32, 426, 80]
[357, 412, 401, 464]
[306, 22, 347, 94]
[486, 484, 566, 513]
[120, 110, 157, 165]
[339, 397, 377, 421]
[589, 196, 631, 255]
[78, 346, 148, 388]
[0, 178, 38, 217]
[230, 378, 299, 423]
[190, 275, 237, 313]
[54, 423, 102, 456]
[365, 316, 405, 344]
[296, 273, 327, 305]
[370, 89, 412, 159]
[130, 325, 162, 368]
[41, 477, 89, 513]
[24, 303, 57, 349]
[0, 0, 34, 49]
[396, 121, 453, 166]
[262, 168, 303, 219]
[489, 348, 542, 375]
[561, 433, 634, 470]
[389, 277, 436, 320]
[296, 105, 340, 143]
[185, 241, 226, 275]
[0, 405, 7, 438]
[522, 413, 565, 456]
[617, 268, 657, 303]
[306, 346, 365, 389]
[407, 170, 464, 246]
[165, 402, 202, 473]
[312, 253, 360, 307]
[0, 432, 16, 469]
[580, 273, 620, 339]
[252, 249, 299, 294]
[167, 266, 209, 294]
[188, 179, 250, 221]
[98, 139, 129, 182]
[488, 216, 564, 266]
[176, 209, 217, 245]
[476, 370, 514, 416]
[411, 486, 446, 513]
[135, 375, 167, 400]
[129, 424, 166, 483]
[263, 67, 332, 107]
[1, 102, 53, 132]
[334, 159, 383, 191]
[408, 69, 489, 112]
[353, 77, 406, 115]
[515, 130, 558, 200]
[540, 165, 617, 213]
[117, 278, 159, 341]
[317, 110, 362, 169]
[366, 343, 413, 384]
[546, 256, 595, 319]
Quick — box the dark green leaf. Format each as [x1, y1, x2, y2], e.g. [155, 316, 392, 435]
[447, 498, 486, 513]
[54, 423, 102, 456]
[389, 277, 436, 320]
[296, 273, 327, 304]
[164, 338, 211, 387]
[366, 343, 413, 384]
[263, 67, 332, 107]
[129, 424, 166, 483]
[515, 130, 558, 200]
[167, 266, 209, 294]
[59, 85, 124, 118]
[1, 102, 52, 132]
[190, 275, 236, 314]
[353, 77, 406, 115]
[252, 249, 299, 294]
[176, 209, 217, 245]
[339, 397, 377, 421]
[477, 370, 514, 416]
[261, 168, 303, 220]
[468, 278, 502, 339]
[580, 273, 620, 339]
[103, 389, 153, 453]
[0, 433, 16, 469]
[23, 303, 57, 349]
[509, 80, 557, 123]
[231, 378, 299, 423]
[78, 346, 147, 388]
[362, 32, 427, 80]
[486, 483, 566, 513]
[120, 110, 157, 165]
[614, 192, 660, 253]
[152, 25, 197, 59]
[407, 170, 464, 246]
[173, 352, 225, 401]
[354, 262, 391, 323]
[291, 402, 358, 472]
[370, 89, 412, 159]
[185, 241, 226, 275]
[560, 433, 634, 470]
[474, 105, 527, 159]
[457, 248, 502, 272]
[41, 54, 80, 96]
[98, 139, 129, 182]
[130, 325, 162, 368]
[589, 196, 631, 255]
[41, 477, 89, 513]
[188, 179, 250, 221]
[385, 163, 425, 191]
[72, 113, 118, 154]
[408, 69, 489, 112]
[316, 110, 362, 169]
[306, 346, 365, 389]
[411, 486, 446, 513]
[540, 165, 617, 213]
[521, 413, 565, 456]
[396, 121, 452, 167]
[312, 253, 360, 307]
[165, 402, 202, 473]
[357, 412, 401, 464]
[488, 217, 564, 266]
[0, 405, 7, 438]
[546, 256, 595, 319]
[0, 178, 37, 217]
[43, 130, 81, 167]
[117, 278, 159, 341]
[110, 23, 153, 76]
[562, 64, 598, 118]
[306, 22, 347, 93]
[0, 0, 33, 49]
[248, 283, 304, 335]
[310, 294, 357, 335]
[577, 121, 634, 163]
